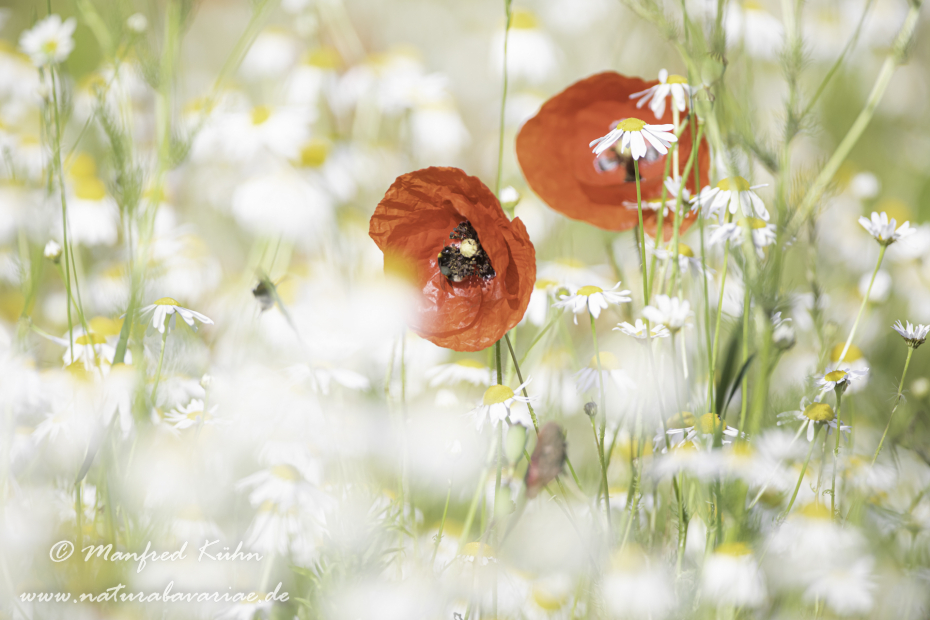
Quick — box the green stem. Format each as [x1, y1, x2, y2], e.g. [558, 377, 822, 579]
[590, 414, 611, 525]
[707, 233, 732, 411]
[494, 0, 513, 198]
[590, 312, 610, 522]
[504, 334, 539, 433]
[872, 347, 914, 466]
[633, 159, 648, 305]
[836, 245, 885, 364]
[787, 3, 922, 237]
[738, 276, 752, 431]
[831, 389, 844, 519]
[782, 424, 821, 519]
[151, 320, 170, 401]
[431, 480, 452, 567]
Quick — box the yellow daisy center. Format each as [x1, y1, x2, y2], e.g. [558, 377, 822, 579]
[677, 243, 694, 257]
[737, 217, 769, 229]
[715, 542, 752, 556]
[577, 285, 603, 297]
[270, 464, 301, 481]
[532, 586, 568, 611]
[455, 359, 485, 369]
[510, 9, 538, 29]
[535, 278, 557, 290]
[483, 384, 515, 405]
[798, 502, 832, 520]
[299, 139, 330, 167]
[88, 316, 123, 337]
[75, 333, 107, 346]
[251, 105, 272, 125]
[830, 344, 863, 363]
[696, 412, 725, 434]
[616, 118, 646, 132]
[666, 74, 688, 84]
[303, 47, 341, 69]
[460, 541, 494, 557]
[716, 176, 751, 192]
[589, 351, 620, 370]
[824, 370, 847, 383]
[74, 177, 107, 201]
[803, 402, 835, 422]
[153, 297, 181, 306]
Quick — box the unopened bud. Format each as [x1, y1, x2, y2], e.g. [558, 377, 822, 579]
[200, 374, 212, 388]
[44, 240, 62, 264]
[912, 377, 930, 399]
[773, 322, 795, 350]
[127, 13, 148, 33]
[500, 186, 521, 210]
[524, 422, 567, 499]
[584, 401, 598, 418]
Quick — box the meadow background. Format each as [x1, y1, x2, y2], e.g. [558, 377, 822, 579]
[2, 0, 930, 618]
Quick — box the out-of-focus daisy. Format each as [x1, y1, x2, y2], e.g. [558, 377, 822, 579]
[19, 14, 76, 66]
[471, 381, 533, 431]
[646, 238, 709, 276]
[614, 318, 670, 340]
[892, 320, 929, 349]
[575, 352, 636, 395]
[630, 69, 692, 119]
[667, 412, 741, 448]
[642, 295, 692, 334]
[590, 118, 677, 159]
[286, 363, 370, 395]
[725, 1, 785, 59]
[801, 557, 875, 616]
[778, 399, 850, 442]
[554, 283, 631, 323]
[701, 543, 767, 608]
[603, 550, 677, 619]
[858, 211, 914, 246]
[707, 218, 777, 256]
[695, 177, 769, 222]
[231, 166, 333, 244]
[524, 279, 562, 327]
[491, 9, 558, 85]
[425, 359, 493, 387]
[163, 398, 220, 431]
[138, 297, 214, 334]
[816, 367, 868, 393]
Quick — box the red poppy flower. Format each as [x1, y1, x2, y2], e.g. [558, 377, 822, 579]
[516, 71, 710, 236]
[369, 167, 536, 352]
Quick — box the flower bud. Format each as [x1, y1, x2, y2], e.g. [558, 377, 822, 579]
[44, 240, 62, 264]
[127, 13, 148, 33]
[524, 422, 566, 499]
[584, 401, 598, 418]
[773, 322, 795, 350]
[500, 186, 521, 210]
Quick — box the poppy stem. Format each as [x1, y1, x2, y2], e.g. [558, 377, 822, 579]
[494, 0, 513, 198]
[504, 333, 539, 434]
[707, 215, 732, 412]
[430, 479, 452, 568]
[872, 347, 914, 466]
[633, 159, 649, 306]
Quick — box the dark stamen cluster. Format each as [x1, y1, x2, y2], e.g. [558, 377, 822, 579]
[437, 220, 496, 283]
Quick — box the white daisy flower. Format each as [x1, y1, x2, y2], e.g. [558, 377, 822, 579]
[701, 543, 767, 608]
[285, 363, 370, 395]
[646, 238, 710, 276]
[642, 295, 693, 333]
[694, 177, 769, 222]
[471, 380, 533, 431]
[892, 320, 929, 349]
[425, 359, 494, 387]
[574, 352, 636, 395]
[554, 283, 631, 323]
[667, 412, 741, 448]
[858, 211, 915, 246]
[19, 14, 76, 67]
[777, 399, 851, 442]
[589, 118, 677, 160]
[630, 69, 693, 119]
[816, 367, 868, 393]
[163, 398, 220, 431]
[707, 218, 777, 256]
[614, 318, 670, 340]
[624, 177, 692, 216]
[802, 557, 875, 617]
[138, 297, 214, 334]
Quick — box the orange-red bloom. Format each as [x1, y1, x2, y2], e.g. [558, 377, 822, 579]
[516, 72, 710, 236]
[369, 167, 536, 352]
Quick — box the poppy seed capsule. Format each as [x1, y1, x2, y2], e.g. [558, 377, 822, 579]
[525, 422, 567, 499]
[460, 238, 479, 258]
